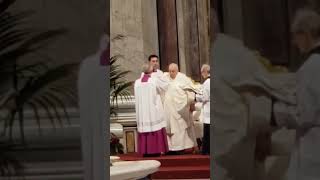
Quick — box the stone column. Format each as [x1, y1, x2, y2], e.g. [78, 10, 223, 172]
[141, 0, 159, 60]
[111, 0, 159, 83]
[197, 0, 210, 68]
[177, 0, 209, 82]
[176, 0, 187, 74]
[157, 0, 180, 71]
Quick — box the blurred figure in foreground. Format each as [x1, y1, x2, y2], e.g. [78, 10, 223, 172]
[211, 7, 297, 180]
[78, 34, 109, 180]
[273, 8, 320, 180]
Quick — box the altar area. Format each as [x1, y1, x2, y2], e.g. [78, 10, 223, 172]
[110, 96, 209, 179]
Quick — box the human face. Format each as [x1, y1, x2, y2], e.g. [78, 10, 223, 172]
[149, 57, 159, 71]
[201, 69, 209, 79]
[169, 66, 178, 79]
[292, 32, 313, 53]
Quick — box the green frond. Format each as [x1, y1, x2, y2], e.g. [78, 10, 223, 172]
[26, 101, 41, 133]
[31, 98, 56, 129]
[0, 140, 24, 176]
[40, 95, 63, 127]
[0, 0, 16, 14]
[44, 92, 71, 125]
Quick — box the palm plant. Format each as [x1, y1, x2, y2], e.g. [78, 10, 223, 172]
[0, 0, 78, 176]
[110, 35, 133, 116]
[0, 0, 78, 141]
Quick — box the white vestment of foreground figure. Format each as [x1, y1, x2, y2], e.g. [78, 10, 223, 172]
[273, 50, 320, 180]
[163, 72, 197, 151]
[78, 35, 108, 180]
[212, 33, 297, 180]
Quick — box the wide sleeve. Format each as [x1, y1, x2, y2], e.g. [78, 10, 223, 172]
[152, 71, 169, 93]
[196, 80, 210, 103]
[274, 58, 320, 130]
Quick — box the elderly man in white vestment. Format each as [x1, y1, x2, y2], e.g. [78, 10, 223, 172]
[210, 8, 298, 180]
[271, 9, 320, 180]
[135, 63, 169, 157]
[163, 63, 197, 154]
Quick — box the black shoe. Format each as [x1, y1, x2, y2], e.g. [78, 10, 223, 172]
[166, 150, 184, 155]
[143, 153, 161, 157]
[165, 151, 177, 155]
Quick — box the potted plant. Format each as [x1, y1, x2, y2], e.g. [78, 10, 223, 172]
[109, 35, 133, 155]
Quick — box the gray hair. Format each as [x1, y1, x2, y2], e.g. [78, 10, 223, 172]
[291, 8, 320, 40]
[168, 63, 179, 71]
[201, 64, 210, 74]
[142, 63, 151, 74]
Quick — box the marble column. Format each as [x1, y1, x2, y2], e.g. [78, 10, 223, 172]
[177, 0, 209, 82]
[111, 0, 159, 83]
[141, 0, 159, 60]
[197, 0, 210, 68]
[157, 0, 179, 71]
[176, 0, 187, 74]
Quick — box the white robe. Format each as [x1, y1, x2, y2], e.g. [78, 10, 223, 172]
[196, 78, 210, 124]
[134, 73, 168, 133]
[212, 33, 297, 180]
[164, 72, 197, 151]
[274, 53, 320, 180]
[78, 35, 108, 180]
[151, 69, 169, 114]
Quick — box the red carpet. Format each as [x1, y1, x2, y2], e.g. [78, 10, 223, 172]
[119, 153, 210, 179]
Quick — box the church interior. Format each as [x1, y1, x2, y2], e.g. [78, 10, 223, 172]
[1, 0, 320, 179]
[110, 0, 210, 179]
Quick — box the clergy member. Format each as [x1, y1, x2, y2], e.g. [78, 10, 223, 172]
[148, 54, 169, 114]
[211, 7, 296, 180]
[272, 9, 320, 180]
[164, 63, 197, 155]
[135, 63, 169, 157]
[195, 64, 210, 155]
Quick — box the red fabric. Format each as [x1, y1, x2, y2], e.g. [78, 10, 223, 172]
[141, 73, 151, 82]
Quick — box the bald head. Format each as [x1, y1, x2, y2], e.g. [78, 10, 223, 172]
[168, 63, 179, 79]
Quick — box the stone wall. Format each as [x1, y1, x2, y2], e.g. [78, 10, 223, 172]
[111, 0, 159, 84]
